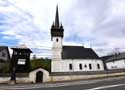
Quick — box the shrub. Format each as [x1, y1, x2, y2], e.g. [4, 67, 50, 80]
[0, 62, 10, 73]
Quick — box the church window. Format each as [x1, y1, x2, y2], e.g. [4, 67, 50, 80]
[79, 64, 82, 70]
[97, 64, 100, 69]
[69, 64, 72, 70]
[56, 38, 58, 42]
[89, 64, 92, 69]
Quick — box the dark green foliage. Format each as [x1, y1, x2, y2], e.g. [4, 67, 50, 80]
[31, 58, 51, 72]
[0, 62, 10, 73]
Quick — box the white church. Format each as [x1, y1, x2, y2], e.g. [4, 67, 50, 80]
[50, 6, 104, 73]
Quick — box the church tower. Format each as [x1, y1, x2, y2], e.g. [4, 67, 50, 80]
[51, 5, 64, 60]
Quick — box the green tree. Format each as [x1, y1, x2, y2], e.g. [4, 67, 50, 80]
[30, 58, 51, 72]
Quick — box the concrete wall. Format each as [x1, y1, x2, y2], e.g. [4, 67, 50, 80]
[106, 59, 125, 69]
[0, 69, 125, 83]
[0, 77, 10, 83]
[50, 72, 125, 82]
[0, 77, 30, 84]
[51, 59, 104, 72]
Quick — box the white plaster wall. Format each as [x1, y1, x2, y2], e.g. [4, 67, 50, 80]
[52, 37, 63, 49]
[51, 59, 104, 72]
[52, 37, 63, 60]
[106, 59, 125, 69]
[29, 68, 50, 83]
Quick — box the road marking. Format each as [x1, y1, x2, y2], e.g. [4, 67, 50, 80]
[86, 84, 125, 90]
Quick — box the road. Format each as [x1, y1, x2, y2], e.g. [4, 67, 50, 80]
[0, 77, 125, 90]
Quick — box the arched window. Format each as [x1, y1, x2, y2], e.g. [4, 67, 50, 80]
[89, 64, 92, 69]
[79, 64, 82, 70]
[97, 64, 100, 69]
[56, 38, 58, 42]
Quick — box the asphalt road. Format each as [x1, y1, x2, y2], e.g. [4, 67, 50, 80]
[1, 77, 125, 90]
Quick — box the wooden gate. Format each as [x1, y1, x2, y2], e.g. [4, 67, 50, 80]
[36, 71, 43, 83]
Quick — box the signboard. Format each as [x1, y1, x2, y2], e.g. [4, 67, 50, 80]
[18, 59, 26, 65]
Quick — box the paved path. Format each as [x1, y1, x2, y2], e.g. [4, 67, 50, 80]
[0, 76, 125, 90]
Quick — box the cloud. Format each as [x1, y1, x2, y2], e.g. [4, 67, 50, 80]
[0, 0, 125, 57]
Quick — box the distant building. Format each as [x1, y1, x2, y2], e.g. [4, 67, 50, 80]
[0, 46, 10, 62]
[50, 6, 104, 73]
[102, 53, 125, 70]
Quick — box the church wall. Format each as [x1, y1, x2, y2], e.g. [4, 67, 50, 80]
[51, 59, 104, 72]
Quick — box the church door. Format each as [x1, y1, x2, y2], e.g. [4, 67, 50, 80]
[36, 71, 43, 83]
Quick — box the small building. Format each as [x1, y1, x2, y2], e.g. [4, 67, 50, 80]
[103, 53, 125, 70]
[11, 45, 32, 73]
[0, 46, 10, 62]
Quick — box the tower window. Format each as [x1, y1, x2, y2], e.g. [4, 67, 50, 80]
[69, 64, 72, 70]
[89, 64, 92, 69]
[97, 64, 100, 69]
[56, 38, 58, 42]
[79, 64, 82, 70]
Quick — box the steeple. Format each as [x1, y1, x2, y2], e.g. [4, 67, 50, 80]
[55, 5, 59, 28]
[51, 5, 64, 40]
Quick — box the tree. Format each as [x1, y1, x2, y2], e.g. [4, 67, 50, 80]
[30, 58, 51, 72]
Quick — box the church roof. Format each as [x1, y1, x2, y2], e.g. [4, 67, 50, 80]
[51, 5, 64, 38]
[55, 5, 59, 28]
[62, 46, 99, 59]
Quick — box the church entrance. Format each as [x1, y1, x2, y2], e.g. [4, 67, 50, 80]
[36, 71, 43, 83]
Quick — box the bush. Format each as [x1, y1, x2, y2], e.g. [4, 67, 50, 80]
[0, 62, 10, 73]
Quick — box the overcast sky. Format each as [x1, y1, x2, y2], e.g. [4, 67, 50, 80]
[0, 0, 125, 58]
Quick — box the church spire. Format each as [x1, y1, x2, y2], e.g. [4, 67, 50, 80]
[55, 5, 59, 28]
[51, 5, 64, 40]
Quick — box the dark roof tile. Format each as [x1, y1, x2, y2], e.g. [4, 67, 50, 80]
[62, 46, 99, 59]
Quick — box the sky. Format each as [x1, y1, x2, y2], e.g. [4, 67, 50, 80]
[0, 0, 125, 58]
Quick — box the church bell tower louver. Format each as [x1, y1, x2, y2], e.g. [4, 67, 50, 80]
[51, 5, 64, 60]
